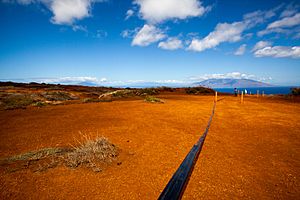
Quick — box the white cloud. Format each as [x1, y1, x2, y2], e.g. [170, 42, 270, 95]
[187, 6, 279, 52]
[188, 22, 246, 52]
[252, 41, 272, 52]
[50, 0, 92, 25]
[280, 3, 299, 18]
[189, 72, 256, 81]
[134, 0, 210, 23]
[158, 37, 183, 50]
[132, 24, 166, 46]
[125, 9, 134, 20]
[268, 13, 300, 29]
[258, 13, 300, 36]
[6, 0, 106, 25]
[254, 46, 300, 58]
[121, 29, 138, 38]
[243, 9, 276, 28]
[29, 76, 108, 85]
[234, 44, 246, 55]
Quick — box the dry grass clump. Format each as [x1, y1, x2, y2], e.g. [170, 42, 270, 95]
[0, 135, 119, 173]
[65, 137, 118, 171]
[144, 96, 164, 103]
[5, 147, 68, 162]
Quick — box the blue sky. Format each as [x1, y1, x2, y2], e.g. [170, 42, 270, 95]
[0, 0, 300, 86]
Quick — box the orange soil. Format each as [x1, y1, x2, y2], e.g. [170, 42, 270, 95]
[0, 95, 299, 199]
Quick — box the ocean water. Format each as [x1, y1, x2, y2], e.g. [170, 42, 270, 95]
[214, 87, 295, 95]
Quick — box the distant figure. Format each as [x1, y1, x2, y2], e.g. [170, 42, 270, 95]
[245, 89, 247, 95]
[234, 88, 238, 96]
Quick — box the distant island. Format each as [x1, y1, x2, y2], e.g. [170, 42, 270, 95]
[194, 78, 273, 88]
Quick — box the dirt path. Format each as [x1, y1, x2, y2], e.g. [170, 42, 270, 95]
[0, 95, 299, 199]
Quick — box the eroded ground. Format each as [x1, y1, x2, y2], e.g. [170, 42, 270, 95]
[0, 95, 299, 199]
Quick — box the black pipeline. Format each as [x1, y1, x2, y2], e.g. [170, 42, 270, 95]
[158, 100, 216, 200]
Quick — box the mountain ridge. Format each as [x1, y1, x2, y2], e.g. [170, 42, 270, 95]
[194, 78, 273, 88]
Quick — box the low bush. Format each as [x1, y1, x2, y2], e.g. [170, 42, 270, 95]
[42, 91, 75, 101]
[144, 96, 164, 103]
[137, 88, 160, 96]
[111, 90, 134, 98]
[185, 87, 215, 95]
[0, 93, 35, 109]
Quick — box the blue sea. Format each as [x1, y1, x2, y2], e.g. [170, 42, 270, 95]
[214, 87, 296, 95]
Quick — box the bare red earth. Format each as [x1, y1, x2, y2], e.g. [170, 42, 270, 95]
[0, 95, 299, 199]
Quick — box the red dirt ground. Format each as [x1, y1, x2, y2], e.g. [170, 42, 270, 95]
[0, 95, 299, 199]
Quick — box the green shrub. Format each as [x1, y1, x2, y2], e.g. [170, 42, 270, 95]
[1, 94, 35, 109]
[135, 88, 160, 96]
[42, 91, 74, 101]
[185, 87, 215, 95]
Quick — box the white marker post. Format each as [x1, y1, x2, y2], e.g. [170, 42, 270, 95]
[215, 91, 218, 102]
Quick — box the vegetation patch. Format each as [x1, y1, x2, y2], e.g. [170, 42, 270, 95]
[65, 137, 118, 171]
[135, 88, 160, 96]
[41, 91, 75, 101]
[144, 96, 164, 103]
[82, 98, 112, 103]
[33, 101, 47, 107]
[0, 93, 36, 110]
[291, 88, 300, 96]
[185, 87, 215, 95]
[111, 90, 134, 98]
[0, 136, 119, 173]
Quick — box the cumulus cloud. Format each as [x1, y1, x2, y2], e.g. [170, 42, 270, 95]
[234, 44, 247, 55]
[158, 37, 183, 50]
[254, 46, 300, 58]
[131, 24, 166, 46]
[134, 0, 210, 23]
[6, 0, 106, 25]
[188, 22, 246, 52]
[50, 0, 92, 25]
[252, 41, 272, 52]
[187, 6, 278, 52]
